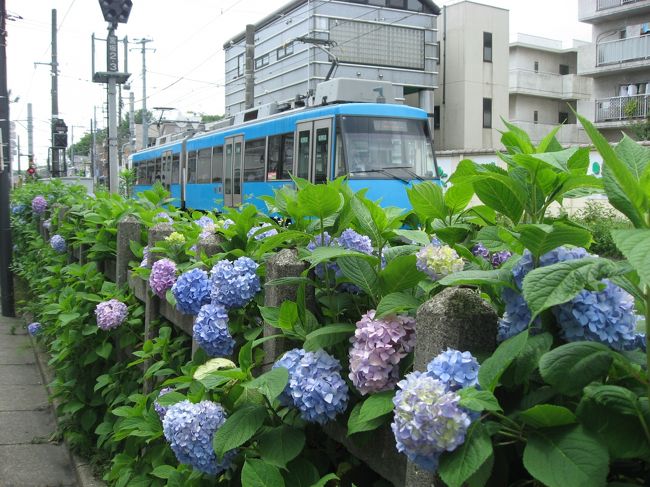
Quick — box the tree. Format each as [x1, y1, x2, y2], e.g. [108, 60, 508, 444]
[201, 114, 225, 123]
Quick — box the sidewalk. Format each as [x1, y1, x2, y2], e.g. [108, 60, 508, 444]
[0, 312, 77, 487]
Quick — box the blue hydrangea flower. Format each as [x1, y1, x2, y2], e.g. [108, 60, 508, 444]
[162, 400, 236, 476]
[11, 204, 25, 215]
[554, 279, 637, 351]
[210, 257, 260, 309]
[172, 268, 211, 315]
[307, 232, 335, 279]
[154, 387, 174, 420]
[471, 243, 490, 259]
[426, 349, 479, 391]
[31, 195, 47, 215]
[624, 332, 647, 352]
[140, 246, 150, 268]
[195, 216, 214, 229]
[274, 348, 348, 424]
[27, 322, 42, 336]
[391, 372, 471, 472]
[491, 250, 512, 268]
[50, 234, 66, 253]
[273, 348, 306, 405]
[193, 303, 235, 357]
[154, 212, 173, 223]
[336, 228, 373, 254]
[247, 222, 278, 240]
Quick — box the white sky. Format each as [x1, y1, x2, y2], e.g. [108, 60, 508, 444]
[5, 0, 592, 164]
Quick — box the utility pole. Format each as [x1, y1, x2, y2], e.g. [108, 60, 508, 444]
[0, 0, 15, 316]
[90, 115, 95, 178]
[27, 102, 33, 164]
[129, 90, 135, 152]
[50, 8, 60, 177]
[133, 38, 152, 149]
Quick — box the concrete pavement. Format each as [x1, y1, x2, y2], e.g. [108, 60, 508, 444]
[0, 313, 77, 487]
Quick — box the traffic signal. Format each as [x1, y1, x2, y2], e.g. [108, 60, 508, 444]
[53, 132, 68, 148]
[27, 166, 36, 176]
[98, 0, 132, 25]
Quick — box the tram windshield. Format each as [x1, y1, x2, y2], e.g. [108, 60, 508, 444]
[340, 116, 436, 179]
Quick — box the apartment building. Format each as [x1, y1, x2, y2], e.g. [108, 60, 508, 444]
[577, 0, 650, 140]
[434, 1, 509, 151]
[222, 0, 440, 117]
[509, 34, 592, 145]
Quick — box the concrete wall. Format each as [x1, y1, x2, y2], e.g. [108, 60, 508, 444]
[509, 94, 577, 125]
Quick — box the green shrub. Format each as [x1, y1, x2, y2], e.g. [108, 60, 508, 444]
[574, 200, 632, 258]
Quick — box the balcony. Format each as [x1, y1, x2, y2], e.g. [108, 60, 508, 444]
[595, 93, 650, 122]
[598, 35, 650, 66]
[580, 0, 650, 22]
[509, 69, 591, 100]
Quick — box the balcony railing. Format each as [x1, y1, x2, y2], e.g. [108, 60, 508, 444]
[597, 35, 650, 66]
[597, 0, 644, 10]
[595, 93, 650, 122]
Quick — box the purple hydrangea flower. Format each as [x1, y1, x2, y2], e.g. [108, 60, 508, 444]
[426, 349, 479, 391]
[273, 348, 349, 424]
[554, 279, 637, 351]
[416, 243, 464, 280]
[210, 257, 260, 309]
[336, 228, 373, 254]
[490, 250, 512, 268]
[95, 299, 128, 331]
[50, 234, 66, 253]
[172, 268, 211, 315]
[27, 322, 42, 336]
[349, 310, 416, 395]
[247, 222, 278, 240]
[471, 243, 490, 259]
[154, 387, 174, 421]
[162, 400, 236, 476]
[140, 246, 150, 268]
[195, 216, 214, 229]
[154, 212, 173, 223]
[391, 372, 472, 472]
[193, 303, 235, 357]
[31, 195, 47, 215]
[149, 258, 177, 298]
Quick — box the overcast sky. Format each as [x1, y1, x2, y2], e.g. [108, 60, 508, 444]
[5, 0, 592, 164]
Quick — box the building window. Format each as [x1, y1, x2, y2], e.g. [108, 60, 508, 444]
[483, 32, 492, 62]
[276, 42, 294, 60]
[534, 61, 539, 73]
[254, 54, 269, 70]
[559, 64, 569, 75]
[236, 53, 244, 78]
[433, 106, 440, 129]
[533, 110, 538, 123]
[483, 98, 492, 128]
[559, 112, 569, 124]
[387, 0, 407, 8]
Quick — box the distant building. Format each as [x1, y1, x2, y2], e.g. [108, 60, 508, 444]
[509, 34, 592, 145]
[223, 0, 440, 117]
[434, 1, 509, 151]
[577, 0, 650, 140]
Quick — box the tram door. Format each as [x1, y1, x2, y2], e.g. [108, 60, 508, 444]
[161, 150, 172, 190]
[295, 119, 331, 184]
[223, 135, 243, 206]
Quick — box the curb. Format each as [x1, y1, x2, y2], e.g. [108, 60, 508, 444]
[29, 335, 107, 487]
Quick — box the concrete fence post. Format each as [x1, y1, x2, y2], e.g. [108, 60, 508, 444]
[406, 286, 498, 486]
[262, 248, 312, 370]
[143, 222, 173, 394]
[116, 215, 142, 287]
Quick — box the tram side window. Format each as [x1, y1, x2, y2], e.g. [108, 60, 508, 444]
[267, 133, 293, 180]
[171, 154, 180, 185]
[335, 132, 346, 177]
[187, 150, 197, 184]
[146, 159, 154, 184]
[136, 162, 146, 184]
[212, 146, 223, 183]
[244, 139, 266, 182]
[153, 158, 163, 184]
[197, 148, 212, 183]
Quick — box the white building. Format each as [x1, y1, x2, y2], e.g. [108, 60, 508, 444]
[509, 34, 592, 145]
[577, 0, 650, 140]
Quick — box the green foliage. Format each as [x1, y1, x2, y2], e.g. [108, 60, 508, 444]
[573, 201, 631, 258]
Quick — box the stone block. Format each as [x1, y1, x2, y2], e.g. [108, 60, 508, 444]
[0, 364, 43, 386]
[0, 385, 48, 411]
[0, 410, 57, 445]
[116, 215, 142, 286]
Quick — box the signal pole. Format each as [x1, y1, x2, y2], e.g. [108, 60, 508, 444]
[50, 9, 60, 176]
[0, 0, 15, 316]
[133, 38, 152, 149]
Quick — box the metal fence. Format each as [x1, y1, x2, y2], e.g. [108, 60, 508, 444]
[597, 0, 645, 10]
[597, 35, 650, 66]
[595, 93, 650, 121]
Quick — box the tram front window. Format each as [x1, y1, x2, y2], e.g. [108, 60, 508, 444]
[340, 116, 435, 179]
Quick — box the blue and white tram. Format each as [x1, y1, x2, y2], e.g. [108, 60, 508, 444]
[132, 100, 439, 211]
